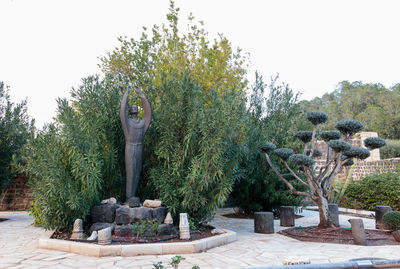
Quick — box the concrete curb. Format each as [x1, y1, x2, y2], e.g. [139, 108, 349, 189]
[37, 229, 237, 257]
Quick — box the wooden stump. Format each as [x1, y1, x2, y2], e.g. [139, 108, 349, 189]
[280, 206, 295, 227]
[254, 212, 274, 234]
[328, 203, 339, 227]
[375, 205, 392, 230]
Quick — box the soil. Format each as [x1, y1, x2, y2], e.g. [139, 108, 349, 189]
[279, 226, 400, 246]
[52, 226, 218, 245]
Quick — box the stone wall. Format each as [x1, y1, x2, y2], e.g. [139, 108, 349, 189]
[315, 132, 399, 181]
[0, 174, 32, 211]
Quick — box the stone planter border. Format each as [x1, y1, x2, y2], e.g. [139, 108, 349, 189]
[37, 229, 236, 257]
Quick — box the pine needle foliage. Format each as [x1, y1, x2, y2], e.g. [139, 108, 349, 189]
[17, 75, 125, 231]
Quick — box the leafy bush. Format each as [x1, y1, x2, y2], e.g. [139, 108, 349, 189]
[342, 171, 400, 211]
[147, 73, 246, 225]
[383, 211, 400, 231]
[0, 82, 34, 193]
[18, 75, 125, 231]
[230, 73, 307, 214]
[380, 140, 400, 159]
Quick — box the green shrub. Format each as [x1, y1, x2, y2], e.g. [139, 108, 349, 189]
[380, 140, 400, 159]
[383, 211, 400, 231]
[18, 75, 125, 231]
[342, 171, 400, 211]
[148, 73, 246, 225]
[0, 82, 34, 193]
[230, 73, 307, 214]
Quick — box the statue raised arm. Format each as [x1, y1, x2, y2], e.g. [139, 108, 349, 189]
[120, 85, 152, 200]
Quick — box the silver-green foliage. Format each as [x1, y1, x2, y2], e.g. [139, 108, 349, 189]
[18, 75, 124, 231]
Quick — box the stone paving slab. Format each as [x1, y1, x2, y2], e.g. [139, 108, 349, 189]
[1, 209, 399, 268]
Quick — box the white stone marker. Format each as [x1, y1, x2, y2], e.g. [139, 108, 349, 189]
[98, 227, 112, 245]
[179, 213, 190, 239]
[164, 212, 173, 225]
[70, 219, 84, 240]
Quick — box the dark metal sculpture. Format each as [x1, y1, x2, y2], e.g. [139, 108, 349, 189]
[120, 85, 151, 200]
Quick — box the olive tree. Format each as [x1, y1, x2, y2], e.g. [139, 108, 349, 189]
[262, 111, 386, 228]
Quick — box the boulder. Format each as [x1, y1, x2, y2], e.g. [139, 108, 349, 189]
[143, 199, 162, 208]
[91, 204, 118, 223]
[101, 197, 117, 205]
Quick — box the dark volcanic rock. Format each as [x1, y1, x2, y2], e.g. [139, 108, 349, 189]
[158, 224, 178, 236]
[89, 222, 116, 234]
[152, 207, 168, 223]
[116, 207, 131, 225]
[128, 197, 141, 208]
[115, 224, 134, 237]
[91, 204, 118, 223]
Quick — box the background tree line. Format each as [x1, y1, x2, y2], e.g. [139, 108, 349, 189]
[301, 81, 400, 140]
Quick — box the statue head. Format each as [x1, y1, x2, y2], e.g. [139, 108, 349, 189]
[129, 106, 138, 117]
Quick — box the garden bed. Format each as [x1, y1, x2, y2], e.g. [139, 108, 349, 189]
[279, 226, 399, 246]
[52, 229, 215, 244]
[38, 228, 237, 257]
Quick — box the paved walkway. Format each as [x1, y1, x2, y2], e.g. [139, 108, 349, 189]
[0, 209, 399, 269]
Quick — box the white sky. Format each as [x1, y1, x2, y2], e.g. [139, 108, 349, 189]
[1, 0, 400, 128]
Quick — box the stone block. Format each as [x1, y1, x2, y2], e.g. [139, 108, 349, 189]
[89, 222, 116, 234]
[114, 224, 134, 237]
[375, 205, 392, 229]
[131, 207, 152, 221]
[91, 204, 118, 223]
[152, 207, 168, 223]
[349, 218, 367, 245]
[280, 206, 295, 227]
[115, 207, 130, 225]
[329, 203, 340, 227]
[254, 212, 274, 234]
[128, 197, 141, 208]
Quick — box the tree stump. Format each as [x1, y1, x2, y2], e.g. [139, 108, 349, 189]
[254, 212, 274, 234]
[349, 218, 367, 245]
[328, 203, 340, 227]
[375, 205, 392, 230]
[280, 206, 295, 227]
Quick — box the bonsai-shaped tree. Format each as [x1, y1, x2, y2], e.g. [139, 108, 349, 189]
[262, 111, 386, 228]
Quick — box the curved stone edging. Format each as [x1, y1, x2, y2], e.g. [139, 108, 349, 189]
[37, 229, 237, 257]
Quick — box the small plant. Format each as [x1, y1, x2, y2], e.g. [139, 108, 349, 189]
[170, 256, 186, 269]
[383, 211, 400, 231]
[153, 256, 200, 269]
[153, 262, 165, 269]
[133, 219, 161, 239]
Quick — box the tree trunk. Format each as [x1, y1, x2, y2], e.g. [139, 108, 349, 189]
[315, 194, 335, 228]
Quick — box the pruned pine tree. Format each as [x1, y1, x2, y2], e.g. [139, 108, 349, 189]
[262, 111, 387, 228]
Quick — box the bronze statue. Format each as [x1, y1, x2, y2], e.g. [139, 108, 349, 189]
[120, 85, 151, 200]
